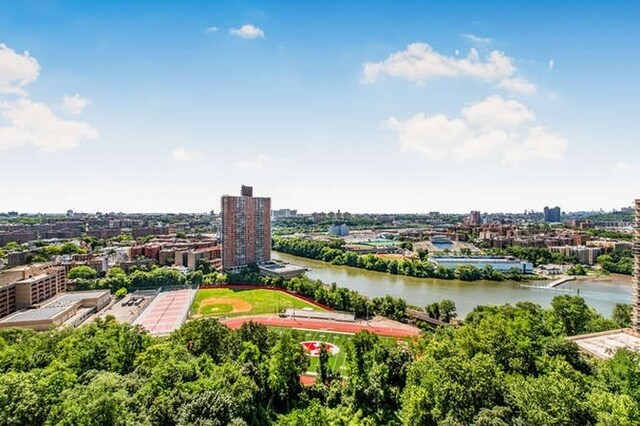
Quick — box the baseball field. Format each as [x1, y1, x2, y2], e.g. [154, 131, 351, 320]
[190, 287, 325, 318]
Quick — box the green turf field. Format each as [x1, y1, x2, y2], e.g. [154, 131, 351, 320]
[190, 288, 324, 318]
[270, 327, 353, 374]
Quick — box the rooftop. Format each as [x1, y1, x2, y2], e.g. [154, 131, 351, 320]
[43, 291, 110, 308]
[570, 329, 640, 359]
[0, 306, 69, 323]
[15, 273, 51, 284]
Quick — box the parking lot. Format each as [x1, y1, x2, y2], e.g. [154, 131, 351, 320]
[97, 292, 156, 324]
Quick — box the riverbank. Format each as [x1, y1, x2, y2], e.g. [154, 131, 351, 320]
[273, 251, 633, 317]
[272, 237, 535, 283]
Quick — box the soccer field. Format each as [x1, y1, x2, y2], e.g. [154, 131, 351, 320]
[270, 327, 353, 374]
[190, 287, 324, 318]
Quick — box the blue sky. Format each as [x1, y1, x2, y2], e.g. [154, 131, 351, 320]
[0, 0, 638, 213]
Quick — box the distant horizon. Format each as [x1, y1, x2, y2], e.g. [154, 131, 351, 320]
[1, 203, 635, 217]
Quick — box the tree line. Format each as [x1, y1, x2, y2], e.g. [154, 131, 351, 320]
[272, 237, 531, 282]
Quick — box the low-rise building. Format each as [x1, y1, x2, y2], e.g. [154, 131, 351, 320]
[0, 290, 111, 331]
[0, 263, 67, 318]
[259, 261, 306, 279]
[430, 256, 533, 274]
[550, 245, 602, 265]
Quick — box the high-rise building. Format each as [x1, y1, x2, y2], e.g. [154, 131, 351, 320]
[632, 199, 640, 330]
[467, 210, 481, 226]
[544, 206, 562, 222]
[221, 186, 271, 270]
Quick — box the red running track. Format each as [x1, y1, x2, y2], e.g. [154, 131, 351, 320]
[222, 316, 420, 338]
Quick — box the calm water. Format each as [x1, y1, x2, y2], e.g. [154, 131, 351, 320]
[273, 252, 632, 317]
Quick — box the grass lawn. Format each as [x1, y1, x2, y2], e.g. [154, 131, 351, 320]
[269, 327, 353, 374]
[190, 288, 324, 318]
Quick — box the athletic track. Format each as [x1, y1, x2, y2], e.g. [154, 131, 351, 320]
[222, 316, 420, 338]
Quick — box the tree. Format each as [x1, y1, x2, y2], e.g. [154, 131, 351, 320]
[425, 302, 440, 320]
[401, 353, 504, 425]
[417, 248, 429, 261]
[589, 391, 640, 426]
[171, 318, 239, 363]
[612, 304, 632, 328]
[68, 265, 98, 280]
[114, 287, 127, 299]
[439, 299, 457, 323]
[48, 372, 136, 425]
[268, 331, 309, 411]
[506, 370, 595, 425]
[317, 343, 331, 385]
[567, 264, 587, 276]
[550, 295, 594, 336]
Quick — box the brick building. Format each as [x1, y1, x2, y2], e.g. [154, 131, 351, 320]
[221, 185, 271, 270]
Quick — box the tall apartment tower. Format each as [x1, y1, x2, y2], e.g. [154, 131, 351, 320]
[221, 186, 271, 270]
[544, 206, 562, 223]
[633, 199, 640, 331]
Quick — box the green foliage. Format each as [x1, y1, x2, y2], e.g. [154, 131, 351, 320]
[612, 304, 632, 328]
[114, 287, 127, 299]
[505, 369, 595, 425]
[583, 227, 634, 241]
[68, 265, 98, 280]
[598, 250, 634, 275]
[567, 263, 587, 276]
[268, 330, 309, 411]
[0, 291, 632, 425]
[425, 299, 457, 323]
[273, 236, 530, 282]
[550, 295, 602, 336]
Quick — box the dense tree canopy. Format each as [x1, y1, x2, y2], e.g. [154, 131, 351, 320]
[0, 294, 633, 425]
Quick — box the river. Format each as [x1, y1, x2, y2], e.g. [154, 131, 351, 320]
[273, 252, 633, 317]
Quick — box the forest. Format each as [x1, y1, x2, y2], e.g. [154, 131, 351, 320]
[1, 294, 638, 425]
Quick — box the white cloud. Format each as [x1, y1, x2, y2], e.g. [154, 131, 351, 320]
[62, 93, 91, 115]
[462, 95, 535, 130]
[384, 95, 566, 164]
[235, 154, 273, 169]
[616, 162, 639, 172]
[204, 26, 218, 33]
[171, 147, 201, 162]
[230, 24, 265, 39]
[462, 33, 491, 45]
[385, 113, 471, 161]
[549, 59, 555, 70]
[363, 43, 514, 84]
[497, 77, 537, 94]
[362, 42, 536, 95]
[505, 126, 567, 162]
[0, 43, 40, 96]
[0, 42, 98, 152]
[0, 98, 98, 152]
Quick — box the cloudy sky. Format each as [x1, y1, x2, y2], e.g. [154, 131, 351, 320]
[0, 1, 638, 214]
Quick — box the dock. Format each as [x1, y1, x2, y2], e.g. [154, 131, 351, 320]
[546, 276, 576, 288]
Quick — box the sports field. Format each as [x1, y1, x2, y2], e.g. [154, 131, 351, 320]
[270, 327, 403, 374]
[190, 288, 325, 318]
[270, 327, 352, 374]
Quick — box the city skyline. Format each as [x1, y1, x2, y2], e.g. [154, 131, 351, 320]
[0, 1, 639, 213]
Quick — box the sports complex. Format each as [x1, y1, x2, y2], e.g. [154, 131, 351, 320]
[133, 285, 420, 376]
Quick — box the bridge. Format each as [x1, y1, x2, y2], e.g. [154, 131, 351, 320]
[406, 308, 448, 327]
